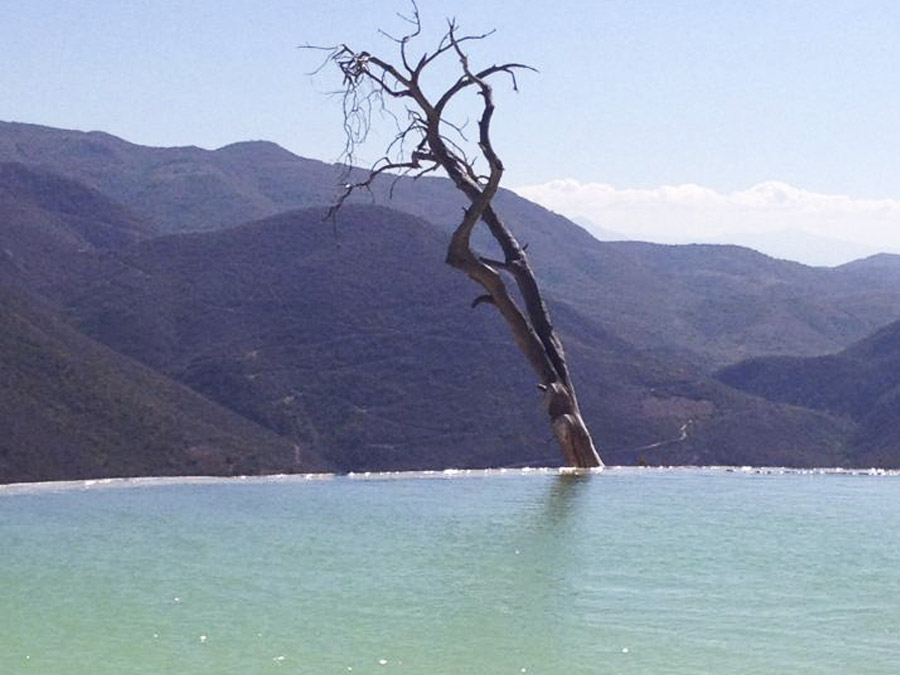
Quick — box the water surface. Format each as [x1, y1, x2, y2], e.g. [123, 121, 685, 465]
[2, 468, 899, 674]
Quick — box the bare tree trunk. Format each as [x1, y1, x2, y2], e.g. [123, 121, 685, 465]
[443, 172, 601, 469]
[446, 227, 601, 468]
[306, 5, 603, 468]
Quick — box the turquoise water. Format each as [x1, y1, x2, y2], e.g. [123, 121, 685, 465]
[2, 468, 899, 674]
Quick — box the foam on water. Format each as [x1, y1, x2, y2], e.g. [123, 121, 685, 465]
[2, 464, 898, 497]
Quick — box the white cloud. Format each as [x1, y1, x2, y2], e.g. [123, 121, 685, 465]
[512, 179, 900, 265]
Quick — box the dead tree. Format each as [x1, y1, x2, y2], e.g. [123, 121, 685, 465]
[307, 6, 603, 468]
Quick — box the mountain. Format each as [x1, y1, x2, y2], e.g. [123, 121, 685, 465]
[836, 253, 900, 285]
[0, 120, 344, 233]
[703, 229, 888, 268]
[0, 161, 156, 298]
[0, 282, 326, 484]
[569, 241, 900, 367]
[716, 319, 900, 468]
[579, 227, 890, 268]
[570, 216, 629, 241]
[0, 155, 326, 483]
[0, 161, 153, 246]
[4, 121, 899, 369]
[55, 204, 854, 471]
[3, 121, 900, 479]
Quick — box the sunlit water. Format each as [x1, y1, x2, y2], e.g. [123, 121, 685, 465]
[2, 468, 899, 674]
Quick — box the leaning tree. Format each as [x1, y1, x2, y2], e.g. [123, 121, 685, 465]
[307, 6, 603, 468]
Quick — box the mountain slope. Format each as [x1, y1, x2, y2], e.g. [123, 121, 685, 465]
[0, 282, 327, 484]
[4, 121, 899, 368]
[0, 161, 156, 298]
[716, 320, 900, 467]
[0, 158, 330, 483]
[61, 204, 854, 470]
[63, 204, 583, 470]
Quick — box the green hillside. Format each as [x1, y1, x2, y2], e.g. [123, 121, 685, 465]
[0, 283, 327, 483]
[717, 319, 900, 467]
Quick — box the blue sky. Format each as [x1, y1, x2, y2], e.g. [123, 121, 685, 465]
[3, 1, 900, 263]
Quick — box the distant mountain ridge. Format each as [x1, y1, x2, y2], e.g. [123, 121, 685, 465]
[0, 121, 343, 232]
[4, 121, 900, 368]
